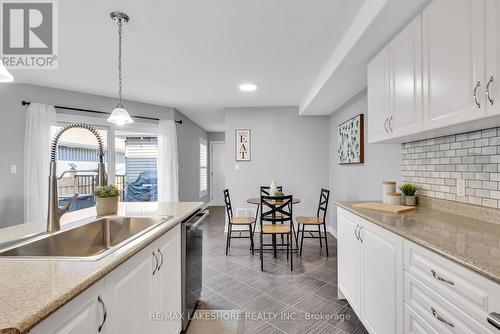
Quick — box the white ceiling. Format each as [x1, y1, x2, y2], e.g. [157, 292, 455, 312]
[11, 0, 366, 131]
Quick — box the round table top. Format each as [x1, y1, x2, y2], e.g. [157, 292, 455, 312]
[247, 197, 301, 205]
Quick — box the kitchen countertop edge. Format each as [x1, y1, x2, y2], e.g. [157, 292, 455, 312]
[336, 201, 500, 285]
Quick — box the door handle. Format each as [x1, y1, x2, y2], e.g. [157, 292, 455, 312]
[388, 116, 393, 132]
[354, 225, 360, 241]
[488, 312, 500, 330]
[384, 118, 389, 133]
[152, 251, 159, 276]
[486, 76, 495, 106]
[157, 248, 164, 271]
[473, 81, 481, 108]
[358, 226, 364, 243]
[97, 295, 107, 332]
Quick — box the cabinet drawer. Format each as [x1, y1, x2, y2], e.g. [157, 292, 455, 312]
[404, 304, 439, 334]
[405, 271, 495, 334]
[404, 240, 500, 320]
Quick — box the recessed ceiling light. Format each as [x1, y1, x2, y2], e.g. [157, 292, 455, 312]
[239, 83, 257, 92]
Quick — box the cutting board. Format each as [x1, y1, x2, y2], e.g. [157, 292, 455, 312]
[353, 202, 416, 213]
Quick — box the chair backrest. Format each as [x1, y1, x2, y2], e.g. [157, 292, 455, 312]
[260, 195, 293, 226]
[223, 189, 233, 220]
[260, 185, 283, 196]
[316, 188, 330, 221]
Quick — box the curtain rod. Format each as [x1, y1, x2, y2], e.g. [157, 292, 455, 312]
[21, 100, 183, 125]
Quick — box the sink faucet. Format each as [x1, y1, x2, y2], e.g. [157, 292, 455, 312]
[47, 122, 108, 233]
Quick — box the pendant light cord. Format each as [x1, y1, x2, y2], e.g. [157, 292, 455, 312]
[117, 17, 123, 107]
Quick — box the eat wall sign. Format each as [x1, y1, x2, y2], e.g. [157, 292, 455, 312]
[235, 129, 251, 161]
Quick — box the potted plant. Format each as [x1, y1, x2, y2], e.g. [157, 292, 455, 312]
[274, 191, 285, 204]
[399, 183, 418, 206]
[94, 185, 120, 216]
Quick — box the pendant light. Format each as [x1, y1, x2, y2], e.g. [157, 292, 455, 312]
[107, 11, 133, 125]
[0, 62, 14, 82]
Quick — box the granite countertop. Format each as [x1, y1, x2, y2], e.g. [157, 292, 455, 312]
[336, 201, 500, 284]
[0, 202, 203, 334]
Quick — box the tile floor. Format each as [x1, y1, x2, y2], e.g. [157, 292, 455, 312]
[198, 206, 368, 334]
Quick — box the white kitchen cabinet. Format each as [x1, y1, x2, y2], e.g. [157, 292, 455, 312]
[422, 0, 486, 129]
[156, 223, 182, 334]
[30, 281, 106, 334]
[103, 242, 156, 334]
[337, 210, 361, 314]
[486, 0, 500, 116]
[30, 225, 183, 334]
[390, 15, 423, 138]
[367, 46, 392, 143]
[337, 208, 403, 334]
[368, 15, 422, 144]
[359, 221, 403, 334]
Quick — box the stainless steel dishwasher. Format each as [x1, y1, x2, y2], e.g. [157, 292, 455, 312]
[181, 209, 209, 332]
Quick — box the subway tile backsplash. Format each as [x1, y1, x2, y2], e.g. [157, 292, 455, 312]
[401, 127, 500, 208]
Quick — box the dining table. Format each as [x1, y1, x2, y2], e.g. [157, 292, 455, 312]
[247, 196, 301, 254]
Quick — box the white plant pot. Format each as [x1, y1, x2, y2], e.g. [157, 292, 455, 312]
[96, 196, 119, 216]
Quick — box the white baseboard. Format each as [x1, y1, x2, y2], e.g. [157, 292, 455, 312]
[327, 225, 337, 239]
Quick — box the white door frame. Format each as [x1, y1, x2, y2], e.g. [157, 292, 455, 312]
[209, 140, 225, 206]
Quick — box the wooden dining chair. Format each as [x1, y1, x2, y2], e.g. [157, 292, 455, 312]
[260, 195, 294, 271]
[296, 188, 330, 256]
[224, 189, 255, 255]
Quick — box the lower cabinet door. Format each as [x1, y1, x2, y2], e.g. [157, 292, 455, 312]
[104, 244, 156, 334]
[360, 221, 403, 334]
[30, 281, 105, 334]
[156, 224, 182, 334]
[337, 210, 361, 314]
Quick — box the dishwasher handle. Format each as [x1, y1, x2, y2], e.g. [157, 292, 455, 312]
[191, 210, 209, 230]
[488, 313, 500, 330]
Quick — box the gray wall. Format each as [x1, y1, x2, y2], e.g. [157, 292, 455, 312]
[208, 132, 225, 141]
[328, 91, 401, 232]
[0, 83, 207, 228]
[225, 106, 330, 218]
[174, 109, 209, 204]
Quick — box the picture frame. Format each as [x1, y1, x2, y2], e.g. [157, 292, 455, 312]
[338, 114, 364, 164]
[235, 129, 251, 161]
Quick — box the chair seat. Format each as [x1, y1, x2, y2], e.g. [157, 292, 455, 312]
[230, 217, 255, 225]
[296, 216, 324, 225]
[261, 224, 291, 234]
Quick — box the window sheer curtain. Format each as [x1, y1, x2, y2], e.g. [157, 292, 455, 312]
[158, 119, 179, 202]
[24, 103, 57, 224]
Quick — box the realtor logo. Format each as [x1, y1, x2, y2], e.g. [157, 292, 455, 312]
[1, 0, 58, 68]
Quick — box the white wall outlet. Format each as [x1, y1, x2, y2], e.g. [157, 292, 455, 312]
[456, 178, 466, 197]
[10, 165, 16, 174]
[234, 164, 240, 171]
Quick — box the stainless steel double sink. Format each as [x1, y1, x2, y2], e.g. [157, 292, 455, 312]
[0, 216, 172, 260]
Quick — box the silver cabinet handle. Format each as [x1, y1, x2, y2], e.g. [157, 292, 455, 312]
[431, 307, 454, 327]
[488, 312, 500, 330]
[157, 248, 164, 271]
[97, 295, 107, 332]
[431, 269, 455, 285]
[152, 251, 159, 276]
[486, 76, 495, 106]
[473, 81, 481, 108]
[354, 225, 360, 241]
[388, 116, 393, 132]
[384, 118, 389, 133]
[358, 226, 364, 243]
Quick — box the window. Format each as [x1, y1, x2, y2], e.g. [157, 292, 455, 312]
[199, 137, 208, 198]
[52, 115, 160, 212]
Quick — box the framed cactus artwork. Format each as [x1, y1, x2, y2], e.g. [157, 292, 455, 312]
[338, 114, 364, 164]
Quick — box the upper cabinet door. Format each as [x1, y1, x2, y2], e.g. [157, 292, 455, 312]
[486, 0, 500, 116]
[391, 15, 423, 137]
[368, 46, 392, 143]
[423, 0, 486, 129]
